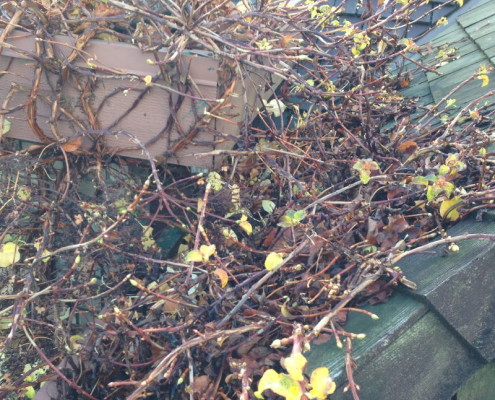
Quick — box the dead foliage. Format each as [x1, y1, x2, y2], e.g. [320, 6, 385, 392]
[1, 1, 495, 399]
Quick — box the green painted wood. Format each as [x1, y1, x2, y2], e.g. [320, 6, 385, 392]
[428, 62, 492, 103]
[473, 34, 495, 57]
[456, 1, 495, 28]
[456, 361, 495, 400]
[398, 214, 495, 361]
[307, 292, 428, 381]
[307, 212, 495, 398]
[430, 22, 470, 46]
[308, 310, 484, 400]
[426, 47, 485, 84]
[464, 17, 495, 41]
[483, 44, 495, 61]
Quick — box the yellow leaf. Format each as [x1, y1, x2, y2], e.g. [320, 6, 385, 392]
[281, 302, 294, 318]
[141, 227, 156, 251]
[456, 0, 463, 5]
[213, 268, 229, 288]
[185, 249, 203, 263]
[69, 334, 85, 351]
[95, 32, 119, 42]
[238, 220, 253, 235]
[255, 369, 302, 400]
[197, 198, 204, 213]
[0, 242, 20, 268]
[200, 244, 216, 261]
[309, 367, 336, 399]
[479, 74, 489, 87]
[143, 75, 153, 86]
[282, 353, 307, 382]
[264, 252, 284, 270]
[440, 197, 462, 221]
[436, 17, 448, 27]
[377, 40, 387, 54]
[17, 185, 32, 201]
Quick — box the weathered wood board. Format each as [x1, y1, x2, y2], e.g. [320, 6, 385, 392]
[0, 30, 268, 168]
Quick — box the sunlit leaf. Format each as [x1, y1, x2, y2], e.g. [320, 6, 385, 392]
[254, 369, 302, 400]
[438, 165, 450, 176]
[0, 242, 20, 268]
[282, 353, 307, 381]
[143, 75, 153, 86]
[238, 220, 253, 235]
[199, 244, 216, 261]
[309, 367, 336, 399]
[265, 252, 284, 270]
[213, 268, 229, 288]
[25, 386, 36, 399]
[479, 74, 489, 87]
[185, 249, 203, 263]
[440, 196, 462, 221]
[456, 0, 463, 6]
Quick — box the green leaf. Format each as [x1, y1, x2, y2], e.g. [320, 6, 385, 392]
[278, 210, 307, 227]
[2, 119, 11, 135]
[222, 228, 238, 241]
[17, 185, 32, 201]
[265, 252, 284, 270]
[206, 171, 223, 191]
[25, 386, 36, 399]
[293, 210, 307, 222]
[438, 165, 450, 176]
[411, 176, 429, 186]
[262, 200, 276, 214]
